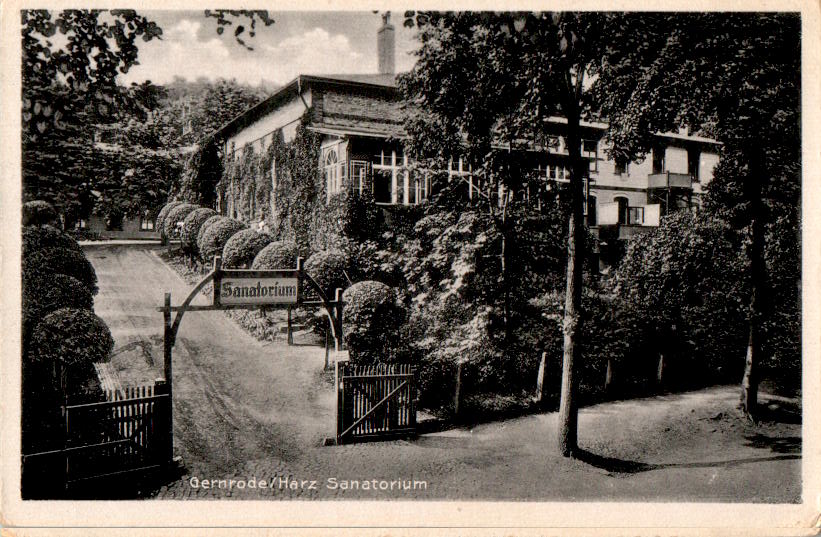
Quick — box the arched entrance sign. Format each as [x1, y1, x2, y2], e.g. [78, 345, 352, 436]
[157, 255, 344, 396]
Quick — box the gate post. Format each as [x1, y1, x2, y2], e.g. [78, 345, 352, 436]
[333, 287, 344, 351]
[163, 293, 172, 390]
[161, 292, 174, 465]
[334, 360, 343, 445]
[153, 378, 173, 465]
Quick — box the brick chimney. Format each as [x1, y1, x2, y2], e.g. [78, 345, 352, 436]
[377, 12, 395, 75]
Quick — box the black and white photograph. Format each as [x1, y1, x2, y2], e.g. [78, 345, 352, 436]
[2, 2, 819, 534]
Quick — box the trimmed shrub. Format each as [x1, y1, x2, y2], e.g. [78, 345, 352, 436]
[155, 201, 183, 238]
[196, 215, 225, 254]
[342, 281, 406, 364]
[181, 207, 217, 255]
[22, 273, 93, 347]
[29, 307, 113, 400]
[222, 229, 274, 268]
[304, 249, 350, 299]
[23, 247, 98, 295]
[162, 203, 198, 239]
[23, 200, 57, 227]
[199, 218, 247, 264]
[22, 225, 82, 257]
[251, 240, 300, 270]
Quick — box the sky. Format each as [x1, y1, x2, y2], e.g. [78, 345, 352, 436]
[120, 11, 420, 88]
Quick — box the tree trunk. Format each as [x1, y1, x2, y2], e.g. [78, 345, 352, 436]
[557, 110, 585, 458]
[740, 160, 766, 418]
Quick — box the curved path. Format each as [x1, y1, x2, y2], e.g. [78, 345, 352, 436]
[86, 243, 801, 502]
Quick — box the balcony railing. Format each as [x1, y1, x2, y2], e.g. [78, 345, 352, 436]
[627, 206, 645, 225]
[599, 203, 661, 227]
[648, 172, 693, 190]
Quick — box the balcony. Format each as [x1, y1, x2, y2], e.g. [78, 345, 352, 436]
[648, 172, 693, 190]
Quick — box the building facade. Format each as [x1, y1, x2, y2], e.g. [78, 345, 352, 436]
[212, 16, 721, 248]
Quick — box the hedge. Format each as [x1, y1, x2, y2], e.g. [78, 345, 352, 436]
[342, 281, 406, 364]
[196, 215, 226, 254]
[22, 225, 82, 257]
[22, 273, 93, 347]
[222, 229, 274, 269]
[29, 307, 113, 400]
[198, 218, 247, 264]
[304, 249, 350, 299]
[610, 211, 749, 388]
[155, 201, 183, 238]
[251, 240, 299, 270]
[181, 207, 217, 255]
[162, 203, 198, 239]
[23, 247, 98, 295]
[23, 200, 57, 227]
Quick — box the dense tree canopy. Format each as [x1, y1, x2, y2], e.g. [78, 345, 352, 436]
[401, 11, 611, 455]
[593, 13, 800, 416]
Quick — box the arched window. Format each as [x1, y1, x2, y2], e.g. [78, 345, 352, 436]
[614, 196, 628, 225]
[324, 149, 339, 201]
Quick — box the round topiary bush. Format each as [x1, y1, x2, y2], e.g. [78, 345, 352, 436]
[199, 218, 247, 264]
[22, 273, 94, 347]
[29, 307, 114, 399]
[155, 201, 183, 237]
[304, 249, 350, 298]
[222, 229, 274, 268]
[23, 247, 98, 295]
[251, 240, 299, 270]
[342, 281, 406, 364]
[23, 200, 58, 227]
[22, 225, 82, 257]
[181, 207, 217, 255]
[162, 203, 198, 239]
[196, 215, 225, 254]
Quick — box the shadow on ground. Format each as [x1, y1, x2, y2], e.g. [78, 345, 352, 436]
[574, 448, 800, 476]
[743, 433, 801, 454]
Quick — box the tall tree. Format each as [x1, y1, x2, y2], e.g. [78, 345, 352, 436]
[593, 13, 800, 418]
[21, 10, 163, 222]
[401, 12, 607, 456]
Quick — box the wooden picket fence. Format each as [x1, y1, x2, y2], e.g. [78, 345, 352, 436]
[335, 363, 416, 444]
[104, 383, 156, 402]
[61, 383, 171, 484]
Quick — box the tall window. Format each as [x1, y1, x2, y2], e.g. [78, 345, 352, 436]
[350, 161, 370, 196]
[583, 139, 598, 172]
[687, 147, 700, 181]
[448, 157, 474, 199]
[140, 213, 154, 231]
[652, 146, 665, 174]
[324, 148, 342, 201]
[373, 149, 415, 204]
[614, 196, 629, 225]
[614, 155, 628, 175]
[587, 195, 597, 226]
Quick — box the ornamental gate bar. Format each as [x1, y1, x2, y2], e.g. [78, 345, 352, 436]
[334, 362, 417, 445]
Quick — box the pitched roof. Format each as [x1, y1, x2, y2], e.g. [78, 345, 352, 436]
[209, 73, 401, 142]
[303, 73, 398, 88]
